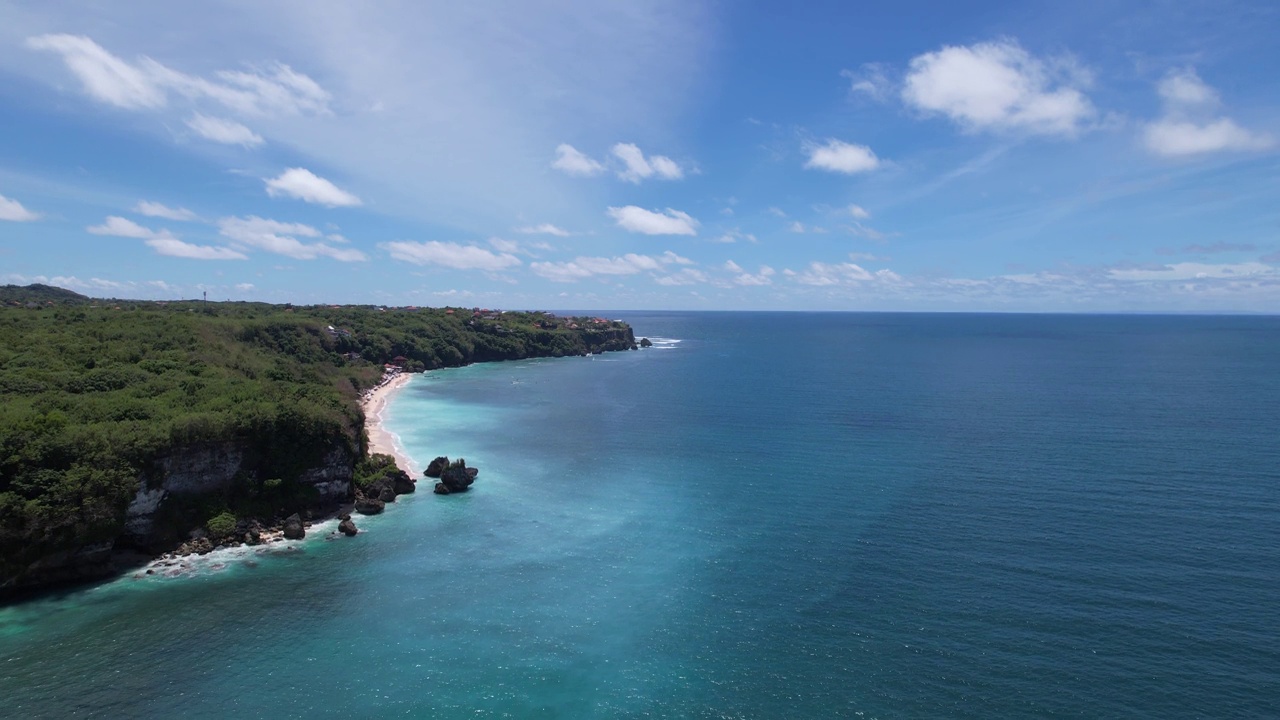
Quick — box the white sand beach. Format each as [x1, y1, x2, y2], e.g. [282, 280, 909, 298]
[360, 372, 418, 476]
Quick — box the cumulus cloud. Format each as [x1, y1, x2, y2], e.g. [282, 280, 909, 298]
[382, 240, 520, 271]
[515, 223, 570, 237]
[1143, 69, 1273, 157]
[607, 206, 699, 235]
[235, 283, 255, 291]
[27, 34, 330, 116]
[186, 113, 264, 147]
[264, 168, 361, 207]
[0, 194, 41, 222]
[219, 216, 366, 261]
[134, 200, 197, 221]
[902, 40, 1095, 136]
[804, 139, 880, 174]
[848, 204, 871, 219]
[611, 143, 683, 183]
[89, 215, 246, 259]
[789, 221, 806, 234]
[551, 144, 606, 176]
[530, 251, 689, 282]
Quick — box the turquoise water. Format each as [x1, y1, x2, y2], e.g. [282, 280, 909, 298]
[2, 313, 1279, 717]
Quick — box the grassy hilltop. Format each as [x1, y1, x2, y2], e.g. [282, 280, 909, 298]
[0, 285, 635, 594]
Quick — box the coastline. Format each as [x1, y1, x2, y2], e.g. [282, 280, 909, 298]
[361, 372, 418, 477]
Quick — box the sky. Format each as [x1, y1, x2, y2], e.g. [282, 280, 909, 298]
[0, 0, 1278, 312]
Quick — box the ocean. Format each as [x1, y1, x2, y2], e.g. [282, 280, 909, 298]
[2, 312, 1278, 718]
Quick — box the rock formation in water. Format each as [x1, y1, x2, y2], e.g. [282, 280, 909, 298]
[433, 458, 479, 495]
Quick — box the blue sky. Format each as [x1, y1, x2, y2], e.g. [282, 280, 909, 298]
[1, 0, 1277, 311]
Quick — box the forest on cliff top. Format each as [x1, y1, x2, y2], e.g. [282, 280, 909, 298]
[0, 285, 634, 589]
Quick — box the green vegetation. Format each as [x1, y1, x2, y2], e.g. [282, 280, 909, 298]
[0, 286, 635, 591]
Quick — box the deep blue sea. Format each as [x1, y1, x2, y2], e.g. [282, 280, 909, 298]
[2, 313, 1279, 718]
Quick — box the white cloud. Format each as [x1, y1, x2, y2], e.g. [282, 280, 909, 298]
[530, 251, 689, 282]
[654, 268, 708, 286]
[134, 200, 197, 221]
[186, 113, 264, 147]
[26, 34, 166, 109]
[1157, 69, 1218, 108]
[264, 168, 361, 207]
[235, 283, 255, 291]
[0, 194, 41, 222]
[607, 206, 699, 235]
[1109, 262, 1275, 281]
[488, 237, 521, 254]
[218, 216, 366, 261]
[902, 40, 1094, 136]
[515, 223, 570, 237]
[88, 216, 165, 239]
[768, 207, 787, 218]
[788, 261, 903, 286]
[145, 236, 248, 260]
[723, 260, 743, 273]
[27, 34, 330, 116]
[712, 229, 757, 244]
[383, 240, 520, 271]
[551, 144, 606, 176]
[804, 139, 880, 174]
[789, 221, 806, 233]
[1144, 120, 1273, 157]
[848, 204, 871, 219]
[842, 63, 892, 101]
[88, 215, 246, 259]
[611, 142, 683, 182]
[1143, 69, 1273, 157]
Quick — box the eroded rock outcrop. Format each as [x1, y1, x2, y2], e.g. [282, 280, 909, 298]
[338, 515, 358, 536]
[433, 459, 478, 494]
[282, 514, 306, 540]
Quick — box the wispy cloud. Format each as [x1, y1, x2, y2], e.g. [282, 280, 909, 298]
[134, 200, 197, 222]
[515, 223, 570, 237]
[88, 215, 247, 259]
[26, 34, 330, 115]
[382, 240, 520, 271]
[218, 216, 365, 261]
[186, 113, 264, 147]
[531, 251, 690, 282]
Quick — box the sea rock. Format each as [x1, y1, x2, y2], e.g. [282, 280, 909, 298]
[391, 469, 416, 495]
[424, 456, 449, 478]
[282, 513, 306, 540]
[436, 460, 477, 494]
[355, 497, 385, 515]
[338, 516, 358, 537]
[378, 484, 397, 503]
[639, 337, 653, 348]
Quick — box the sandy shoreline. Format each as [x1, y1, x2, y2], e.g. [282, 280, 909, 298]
[361, 372, 418, 476]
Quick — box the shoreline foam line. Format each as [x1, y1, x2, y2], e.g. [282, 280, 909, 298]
[361, 372, 419, 477]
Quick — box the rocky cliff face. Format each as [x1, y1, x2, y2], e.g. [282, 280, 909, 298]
[124, 441, 354, 542]
[2, 441, 357, 597]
